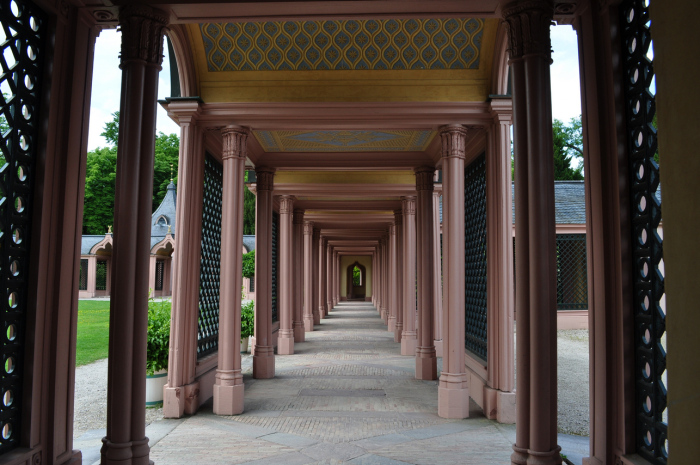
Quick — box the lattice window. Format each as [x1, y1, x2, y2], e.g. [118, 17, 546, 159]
[197, 154, 223, 358]
[621, 1, 666, 463]
[464, 153, 487, 361]
[556, 234, 588, 310]
[271, 211, 279, 323]
[95, 261, 107, 291]
[78, 259, 88, 290]
[0, 0, 46, 453]
[155, 260, 164, 291]
[249, 276, 254, 293]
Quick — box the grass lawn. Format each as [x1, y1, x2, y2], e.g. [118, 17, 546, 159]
[76, 300, 110, 366]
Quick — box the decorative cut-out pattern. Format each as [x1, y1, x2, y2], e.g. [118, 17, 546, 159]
[254, 130, 435, 153]
[198, 154, 223, 358]
[200, 18, 484, 71]
[464, 153, 487, 361]
[0, 0, 46, 453]
[621, 1, 667, 464]
[556, 234, 588, 310]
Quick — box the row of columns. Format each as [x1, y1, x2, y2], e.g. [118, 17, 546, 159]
[104, 4, 559, 465]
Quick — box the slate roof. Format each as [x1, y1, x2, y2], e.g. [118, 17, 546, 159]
[512, 181, 587, 224]
[243, 235, 256, 252]
[81, 235, 109, 255]
[151, 181, 177, 237]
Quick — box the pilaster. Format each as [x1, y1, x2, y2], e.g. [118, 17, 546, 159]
[303, 221, 315, 332]
[401, 197, 418, 356]
[393, 209, 404, 343]
[293, 209, 305, 341]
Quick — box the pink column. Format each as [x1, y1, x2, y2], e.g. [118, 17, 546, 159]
[213, 127, 248, 415]
[503, 1, 559, 463]
[102, 6, 167, 464]
[387, 223, 397, 333]
[401, 197, 418, 356]
[292, 210, 305, 341]
[278, 196, 295, 355]
[253, 168, 275, 379]
[432, 190, 444, 357]
[381, 235, 389, 323]
[333, 250, 339, 306]
[325, 243, 333, 312]
[394, 209, 404, 343]
[315, 232, 323, 322]
[87, 256, 97, 297]
[378, 239, 385, 321]
[485, 102, 516, 422]
[311, 228, 325, 325]
[415, 167, 438, 380]
[437, 125, 469, 419]
[303, 221, 315, 332]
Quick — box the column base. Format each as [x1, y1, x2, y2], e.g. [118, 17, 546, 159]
[401, 332, 417, 356]
[101, 436, 150, 465]
[293, 322, 305, 342]
[415, 347, 437, 380]
[213, 383, 244, 415]
[434, 339, 443, 357]
[163, 381, 200, 418]
[253, 349, 275, 379]
[521, 446, 562, 465]
[438, 373, 469, 419]
[387, 316, 396, 332]
[278, 333, 295, 355]
[483, 387, 516, 424]
[304, 316, 314, 332]
[394, 323, 403, 343]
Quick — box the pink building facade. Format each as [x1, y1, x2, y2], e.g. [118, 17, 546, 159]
[0, 1, 695, 465]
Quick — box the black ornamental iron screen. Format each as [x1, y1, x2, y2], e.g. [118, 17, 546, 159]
[556, 234, 588, 310]
[0, 0, 46, 453]
[620, 0, 667, 463]
[464, 153, 487, 361]
[197, 154, 223, 358]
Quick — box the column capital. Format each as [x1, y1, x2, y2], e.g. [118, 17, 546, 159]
[438, 125, 467, 159]
[502, 0, 554, 62]
[415, 166, 436, 191]
[221, 127, 249, 160]
[255, 167, 275, 191]
[118, 5, 169, 67]
[279, 195, 294, 214]
[402, 196, 416, 216]
[293, 208, 305, 224]
[303, 221, 314, 235]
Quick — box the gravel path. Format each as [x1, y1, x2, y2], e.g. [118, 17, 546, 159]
[73, 331, 590, 438]
[73, 359, 163, 437]
[557, 330, 590, 436]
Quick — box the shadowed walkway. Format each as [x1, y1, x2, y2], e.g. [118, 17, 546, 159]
[147, 302, 515, 464]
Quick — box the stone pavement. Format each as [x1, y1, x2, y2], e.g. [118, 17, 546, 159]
[147, 302, 515, 465]
[78, 302, 589, 464]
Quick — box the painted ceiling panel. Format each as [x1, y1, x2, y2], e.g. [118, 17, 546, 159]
[254, 130, 435, 152]
[200, 18, 484, 72]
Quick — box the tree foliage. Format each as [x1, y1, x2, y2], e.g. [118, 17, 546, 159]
[242, 250, 255, 278]
[511, 115, 584, 181]
[552, 117, 584, 181]
[82, 112, 180, 234]
[353, 266, 361, 286]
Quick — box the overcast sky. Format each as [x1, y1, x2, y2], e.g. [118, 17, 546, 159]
[86, 25, 582, 152]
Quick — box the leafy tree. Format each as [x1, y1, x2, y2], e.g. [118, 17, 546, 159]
[242, 250, 255, 278]
[100, 111, 120, 146]
[353, 266, 361, 286]
[82, 112, 180, 233]
[511, 115, 584, 181]
[552, 117, 583, 180]
[82, 146, 118, 234]
[243, 185, 255, 234]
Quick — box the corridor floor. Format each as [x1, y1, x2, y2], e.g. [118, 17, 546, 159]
[147, 302, 516, 465]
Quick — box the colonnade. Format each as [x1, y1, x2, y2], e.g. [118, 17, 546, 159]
[104, 3, 560, 464]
